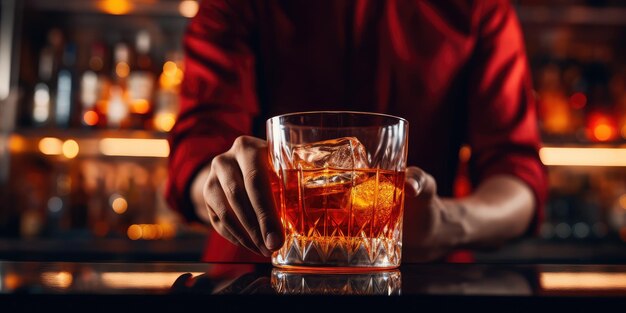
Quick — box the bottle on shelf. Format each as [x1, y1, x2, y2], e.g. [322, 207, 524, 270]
[106, 42, 131, 129]
[153, 50, 183, 132]
[31, 47, 55, 127]
[31, 28, 63, 128]
[80, 42, 110, 129]
[54, 41, 78, 129]
[127, 30, 156, 130]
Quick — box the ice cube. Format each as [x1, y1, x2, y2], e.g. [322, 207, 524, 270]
[300, 169, 366, 195]
[292, 137, 369, 170]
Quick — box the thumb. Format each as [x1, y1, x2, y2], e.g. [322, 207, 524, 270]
[405, 166, 437, 199]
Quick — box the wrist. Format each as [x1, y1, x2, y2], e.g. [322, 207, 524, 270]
[191, 165, 212, 225]
[438, 199, 471, 248]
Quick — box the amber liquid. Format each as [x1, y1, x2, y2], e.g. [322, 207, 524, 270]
[270, 168, 405, 270]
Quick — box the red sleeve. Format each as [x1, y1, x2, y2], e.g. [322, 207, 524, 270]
[467, 0, 548, 235]
[165, 0, 259, 222]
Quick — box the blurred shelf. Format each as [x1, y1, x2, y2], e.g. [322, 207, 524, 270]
[10, 128, 170, 159]
[25, 0, 192, 18]
[539, 145, 626, 167]
[541, 133, 626, 147]
[540, 147, 626, 167]
[14, 128, 169, 139]
[0, 235, 206, 262]
[516, 5, 626, 26]
[474, 237, 626, 264]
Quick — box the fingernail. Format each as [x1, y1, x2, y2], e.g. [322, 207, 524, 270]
[265, 232, 282, 250]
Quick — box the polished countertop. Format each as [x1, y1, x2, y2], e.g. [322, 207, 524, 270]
[1, 261, 626, 312]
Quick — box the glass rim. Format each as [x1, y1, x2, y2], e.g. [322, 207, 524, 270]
[266, 110, 408, 125]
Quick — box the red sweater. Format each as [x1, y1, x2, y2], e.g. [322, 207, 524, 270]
[166, 0, 548, 263]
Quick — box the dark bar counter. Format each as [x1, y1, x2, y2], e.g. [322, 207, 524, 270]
[1, 261, 625, 312]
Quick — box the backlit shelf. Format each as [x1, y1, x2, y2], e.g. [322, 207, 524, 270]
[9, 129, 170, 159]
[540, 146, 626, 167]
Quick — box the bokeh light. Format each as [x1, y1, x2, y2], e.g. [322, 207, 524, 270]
[116, 62, 130, 78]
[62, 139, 79, 159]
[179, 0, 199, 18]
[41, 271, 73, 289]
[98, 0, 133, 15]
[83, 110, 99, 126]
[38, 137, 63, 155]
[587, 112, 617, 142]
[154, 112, 176, 132]
[111, 196, 128, 214]
[130, 99, 150, 114]
[127, 224, 142, 240]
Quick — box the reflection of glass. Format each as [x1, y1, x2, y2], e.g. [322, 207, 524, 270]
[271, 269, 401, 295]
[267, 112, 409, 271]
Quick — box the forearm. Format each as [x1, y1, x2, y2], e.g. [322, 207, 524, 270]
[191, 165, 212, 225]
[444, 175, 535, 249]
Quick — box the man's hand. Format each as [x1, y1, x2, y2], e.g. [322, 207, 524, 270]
[401, 167, 535, 263]
[401, 167, 467, 262]
[192, 136, 284, 257]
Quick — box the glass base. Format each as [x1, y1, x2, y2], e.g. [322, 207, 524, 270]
[271, 268, 402, 295]
[272, 235, 401, 270]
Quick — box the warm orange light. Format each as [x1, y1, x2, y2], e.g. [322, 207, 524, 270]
[621, 124, 626, 139]
[163, 61, 178, 76]
[98, 0, 133, 15]
[593, 124, 615, 142]
[540, 147, 626, 167]
[101, 272, 204, 289]
[569, 92, 587, 110]
[142, 224, 157, 240]
[127, 224, 168, 240]
[111, 196, 128, 214]
[154, 224, 164, 239]
[587, 112, 617, 142]
[39, 137, 63, 155]
[160, 223, 176, 239]
[3, 273, 21, 290]
[154, 112, 177, 132]
[127, 224, 142, 240]
[83, 110, 99, 126]
[100, 138, 169, 157]
[539, 92, 572, 134]
[458, 145, 471, 162]
[159, 74, 171, 89]
[540, 272, 626, 290]
[159, 61, 184, 90]
[179, 0, 199, 18]
[619, 194, 626, 210]
[159, 71, 184, 90]
[116, 62, 130, 78]
[62, 139, 79, 159]
[131, 99, 150, 114]
[41, 271, 73, 289]
[8, 135, 25, 152]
